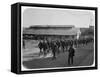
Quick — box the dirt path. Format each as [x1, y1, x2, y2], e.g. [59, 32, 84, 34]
[23, 43, 94, 69]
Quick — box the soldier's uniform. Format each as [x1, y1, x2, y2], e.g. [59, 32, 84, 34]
[61, 40, 65, 52]
[56, 40, 61, 53]
[51, 42, 57, 59]
[68, 45, 75, 65]
[42, 41, 48, 55]
[38, 41, 43, 54]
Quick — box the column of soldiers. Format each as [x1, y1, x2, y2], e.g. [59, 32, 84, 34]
[22, 36, 93, 65]
[38, 37, 94, 64]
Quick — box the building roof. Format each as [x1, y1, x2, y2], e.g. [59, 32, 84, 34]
[29, 25, 75, 29]
[23, 27, 80, 36]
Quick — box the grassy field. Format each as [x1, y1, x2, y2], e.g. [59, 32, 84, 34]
[22, 41, 94, 69]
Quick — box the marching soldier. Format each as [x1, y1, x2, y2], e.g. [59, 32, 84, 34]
[38, 40, 43, 54]
[46, 40, 52, 53]
[56, 40, 61, 54]
[42, 40, 48, 56]
[68, 44, 75, 65]
[65, 40, 68, 51]
[51, 41, 57, 59]
[60, 39, 65, 52]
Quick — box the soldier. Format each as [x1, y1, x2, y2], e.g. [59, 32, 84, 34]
[65, 40, 68, 51]
[51, 41, 57, 59]
[46, 40, 52, 53]
[42, 40, 48, 56]
[56, 40, 60, 49]
[68, 44, 75, 65]
[60, 39, 65, 52]
[74, 39, 78, 47]
[55, 40, 61, 54]
[38, 40, 43, 54]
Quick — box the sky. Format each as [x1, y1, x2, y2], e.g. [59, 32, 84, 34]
[22, 6, 95, 28]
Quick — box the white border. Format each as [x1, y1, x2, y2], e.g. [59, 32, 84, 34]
[21, 6, 95, 71]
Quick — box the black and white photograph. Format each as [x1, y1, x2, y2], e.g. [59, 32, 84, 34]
[21, 5, 96, 71]
[11, 3, 97, 74]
